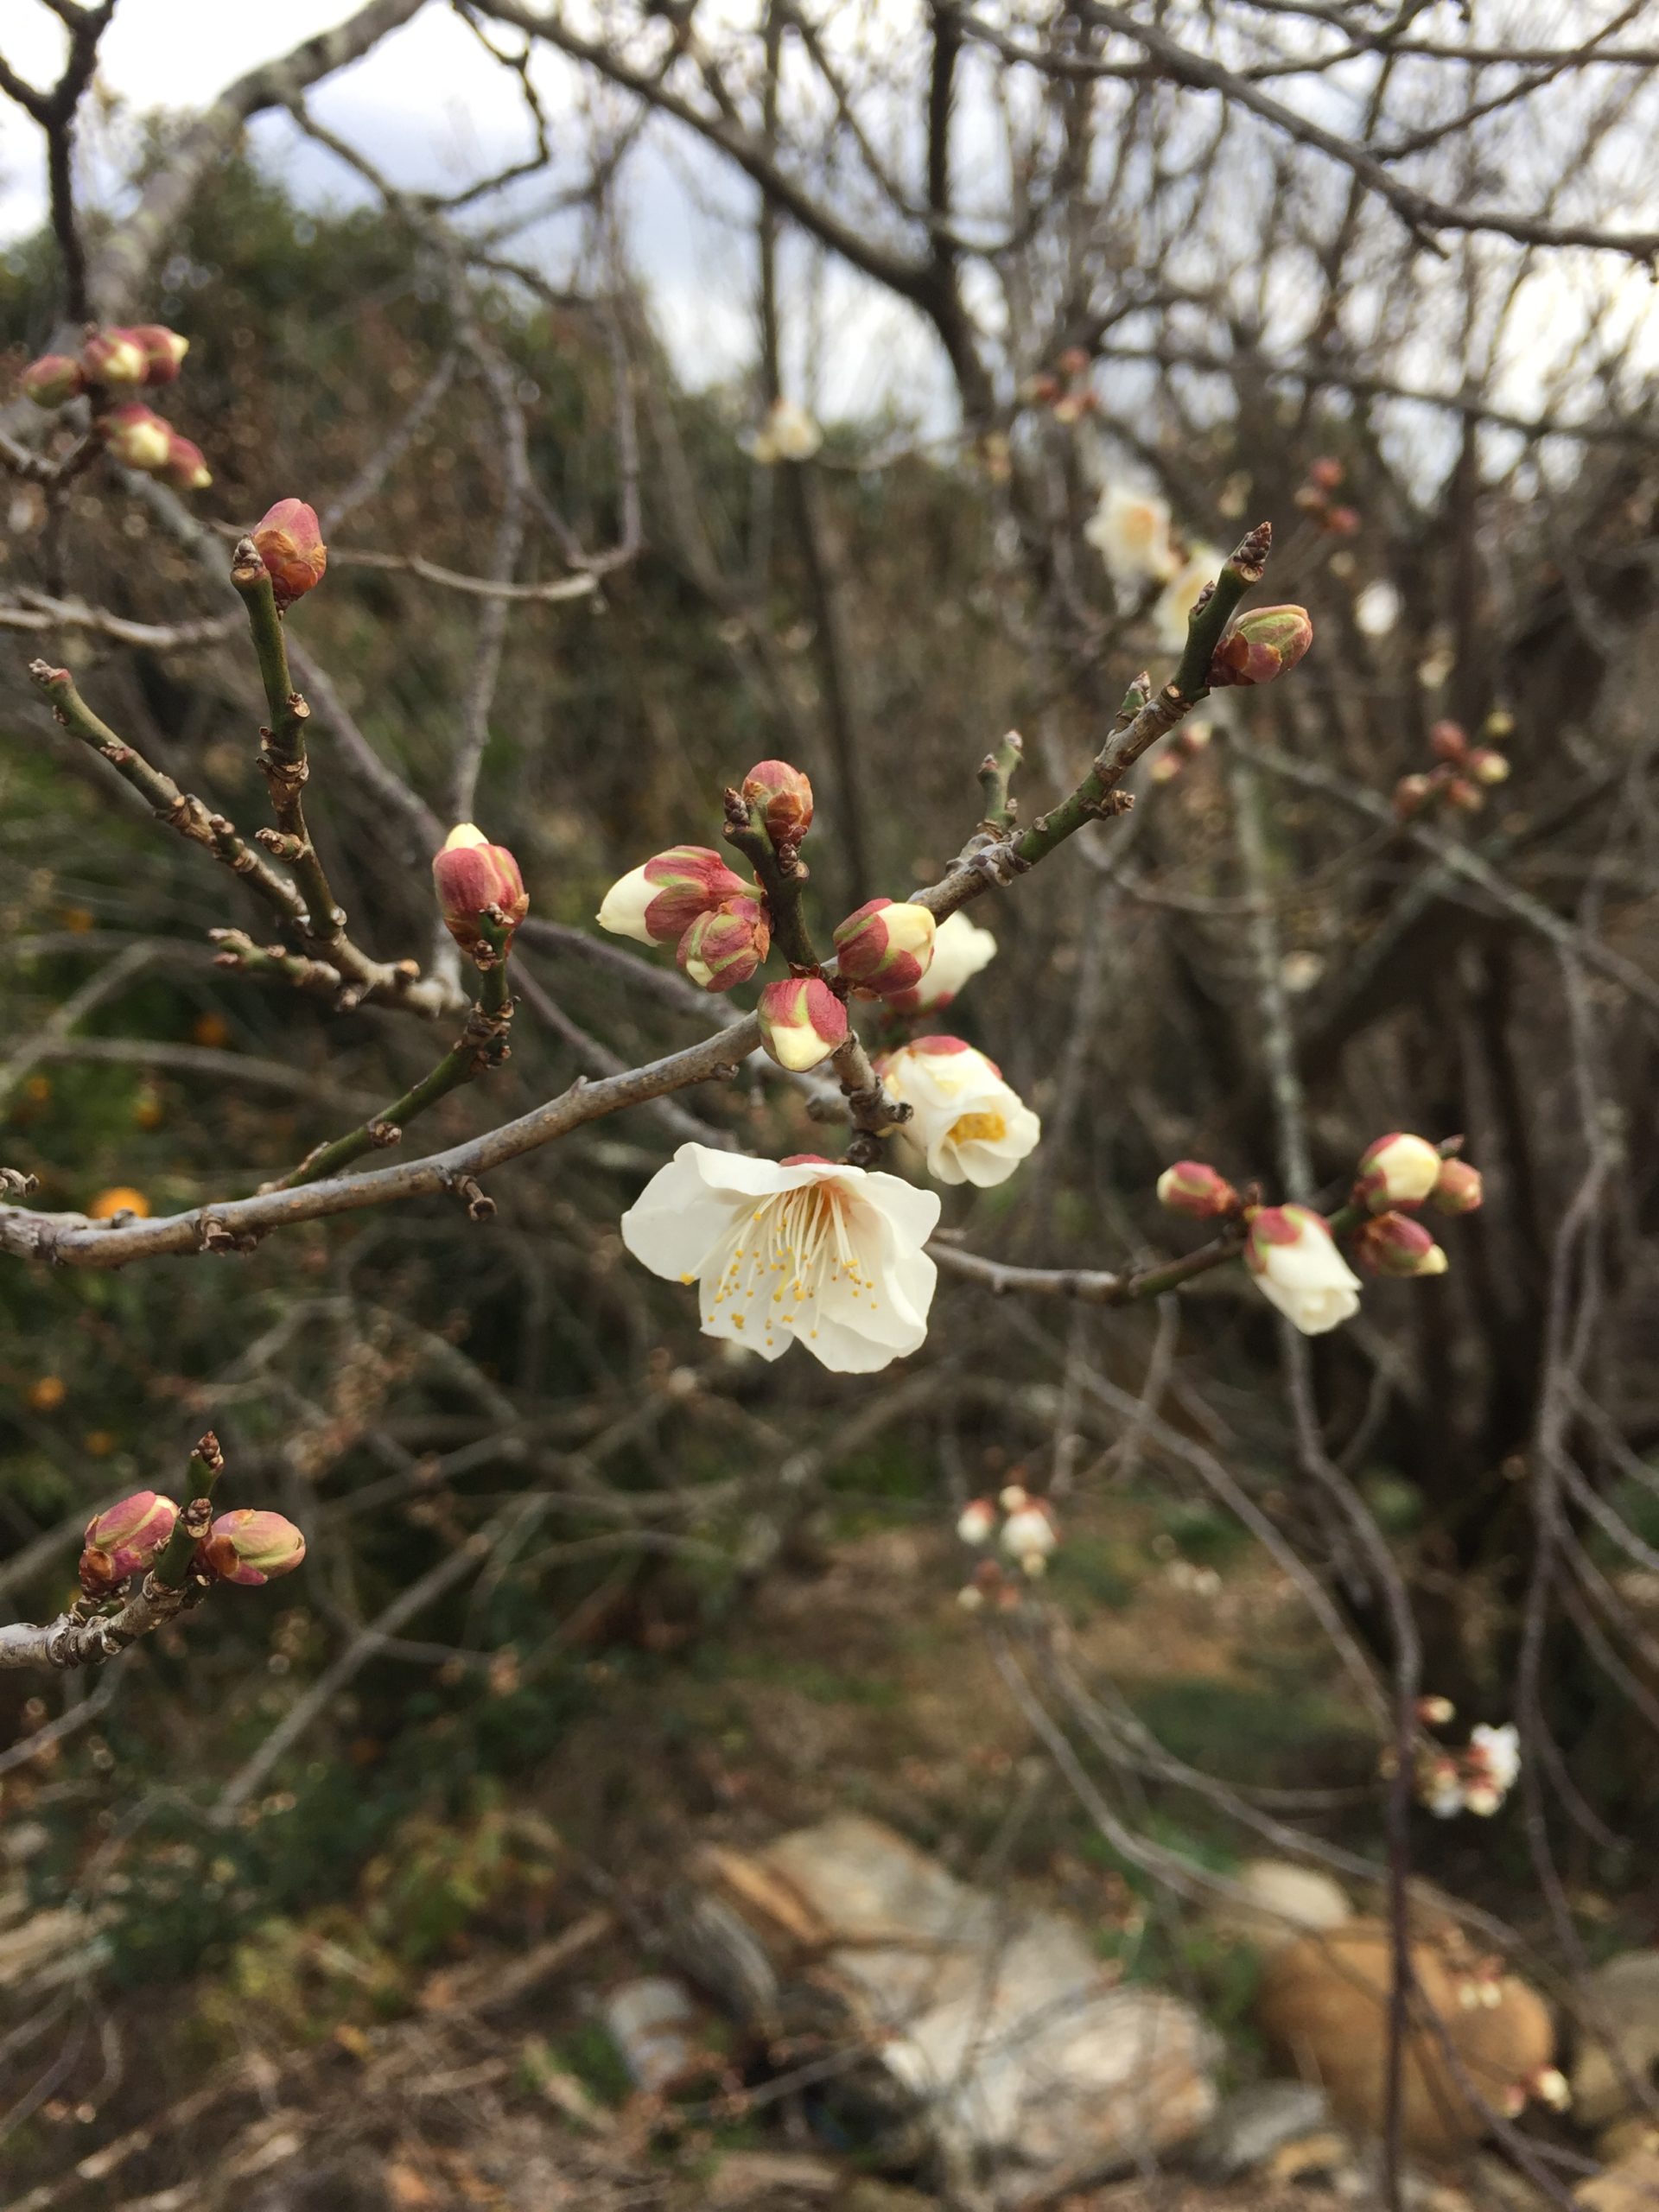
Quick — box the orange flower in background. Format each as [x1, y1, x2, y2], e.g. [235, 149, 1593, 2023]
[26, 1376, 67, 1413]
[192, 1012, 231, 1049]
[87, 1187, 150, 1221]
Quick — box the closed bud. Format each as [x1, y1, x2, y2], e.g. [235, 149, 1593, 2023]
[1308, 457, 1344, 490]
[79, 1491, 179, 1595]
[677, 896, 770, 992]
[251, 499, 327, 610]
[1156, 1160, 1240, 1219]
[127, 324, 189, 385]
[833, 898, 937, 995]
[22, 353, 86, 409]
[1417, 1694, 1456, 1726]
[1483, 708, 1515, 741]
[198, 1508, 307, 1586]
[164, 432, 212, 492]
[1394, 772, 1434, 819]
[1429, 719, 1469, 765]
[957, 1497, 997, 1546]
[1245, 1205, 1361, 1335]
[1206, 605, 1313, 688]
[431, 823, 529, 954]
[102, 403, 174, 474]
[1355, 1210, 1448, 1279]
[1057, 346, 1090, 378]
[81, 327, 149, 387]
[1444, 775, 1484, 812]
[1531, 2067, 1571, 2112]
[1431, 1158, 1483, 1216]
[1324, 505, 1361, 538]
[757, 976, 847, 1071]
[1001, 1500, 1058, 1566]
[999, 1484, 1029, 1513]
[741, 759, 814, 847]
[1467, 747, 1510, 785]
[1357, 1132, 1442, 1213]
[597, 846, 750, 946]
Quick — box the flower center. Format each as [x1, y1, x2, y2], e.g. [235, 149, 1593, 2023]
[706, 1179, 878, 1349]
[949, 1110, 1007, 1147]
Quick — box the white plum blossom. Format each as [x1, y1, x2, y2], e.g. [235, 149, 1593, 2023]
[620, 1144, 938, 1373]
[1001, 1500, 1058, 1574]
[747, 397, 823, 464]
[1084, 485, 1179, 590]
[957, 1498, 997, 1546]
[897, 910, 997, 1014]
[876, 1037, 1041, 1188]
[1154, 546, 1224, 649]
[1245, 1205, 1362, 1336]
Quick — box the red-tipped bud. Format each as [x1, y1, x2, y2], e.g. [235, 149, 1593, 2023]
[1444, 776, 1484, 812]
[22, 353, 86, 409]
[79, 1491, 179, 1596]
[163, 432, 212, 492]
[1394, 772, 1434, 819]
[957, 1498, 997, 1546]
[1308, 457, 1344, 491]
[1357, 1132, 1442, 1214]
[1324, 505, 1362, 538]
[81, 327, 149, 387]
[251, 499, 327, 611]
[198, 1509, 307, 1586]
[1057, 346, 1090, 378]
[1156, 1160, 1240, 1219]
[741, 759, 814, 847]
[1466, 747, 1510, 785]
[597, 846, 751, 946]
[1431, 1159, 1484, 1216]
[757, 976, 847, 1071]
[126, 324, 189, 385]
[832, 898, 937, 995]
[1207, 605, 1313, 689]
[102, 403, 174, 474]
[432, 823, 530, 954]
[1354, 1211, 1448, 1279]
[677, 896, 770, 992]
[1429, 719, 1469, 765]
[1020, 372, 1061, 406]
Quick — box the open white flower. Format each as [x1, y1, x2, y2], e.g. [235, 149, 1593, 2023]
[1468, 1721, 1521, 1793]
[1084, 485, 1179, 590]
[1245, 1205, 1362, 1335]
[902, 910, 997, 1013]
[620, 1144, 939, 1373]
[1153, 546, 1224, 649]
[877, 1038, 1041, 1188]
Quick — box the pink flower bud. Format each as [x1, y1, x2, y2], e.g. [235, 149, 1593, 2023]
[1357, 1132, 1442, 1213]
[251, 498, 327, 611]
[79, 1491, 179, 1595]
[163, 432, 212, 492]
[431, 823, 530, 953]
[1308, 457, 1344, 491]
[1467, 747, 1510, 785]
[1431, 1159, 1483, 1216]
[957, 1498, 996, 1546]
[833, 898, 937, 995]
[677, 896, 770, 992]
[741, 759, 814, 847]
[1206, 606, 1313, 688]
[1429, 719, 1468, 764]
[126, 324, 189, 385]
[102, 403, 174, 474]
[1354, 1211, 1448, 1279]
[1393, 772, 1434, 819]
[198, 1509, 307, 1586]
[22, 353, 86, 409]
[1324, 505, 1361, 538]
[81, 327, 149, 387]
[1156, 1160, 1240, 1220]
[597, 846, 750, 946]
[1444, 775, 1484, 812]
[757, 976, 847, 1071]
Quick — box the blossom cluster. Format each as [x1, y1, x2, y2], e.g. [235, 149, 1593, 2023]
[955, 1481, 1060, 1606]
[1157, 1129, 1483, 1336]
[21, 322, 210, 491]
[1416, 1714, 1522, 1820]
[1394, 712, 1513, 820]
[1019, 344, 1099, 426]
[79, 1490, 306, 1597]
[1081, 484, 1313, 675]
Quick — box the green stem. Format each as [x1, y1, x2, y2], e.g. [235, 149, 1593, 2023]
[231, 543, 369, 985]
[152, 1433, 225, 1590]
[724, 798, 822, 970]
[272, 925, 513, 1190]
[976, 728, 1024, 832]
